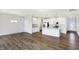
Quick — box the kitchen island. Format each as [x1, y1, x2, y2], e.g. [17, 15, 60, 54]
[42, 27, 60, 37]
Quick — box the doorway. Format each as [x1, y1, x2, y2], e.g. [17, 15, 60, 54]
[32, 17, 42, 34]
[67, 17, 77, 31]
[66, 16, 78, 40]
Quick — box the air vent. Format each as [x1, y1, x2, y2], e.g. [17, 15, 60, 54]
[69, 9, 77, 11]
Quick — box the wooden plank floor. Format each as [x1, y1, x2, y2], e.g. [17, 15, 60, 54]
[0, 32, 79, 50]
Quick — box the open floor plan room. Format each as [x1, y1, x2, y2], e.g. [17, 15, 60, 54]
[0, 9, 79, 50]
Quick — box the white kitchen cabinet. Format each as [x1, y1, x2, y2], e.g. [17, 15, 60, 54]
[42, 27, 60, 37]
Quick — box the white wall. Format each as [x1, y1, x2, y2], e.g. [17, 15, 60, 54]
[0, 14, 33, 35]
[77, 16, 79, 35]
[0, 14, 24, 36]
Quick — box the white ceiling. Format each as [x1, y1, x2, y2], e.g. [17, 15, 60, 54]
[0, 9, 79, 17]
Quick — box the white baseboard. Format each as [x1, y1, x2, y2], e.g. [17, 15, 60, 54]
[0, 32, 24, 36]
